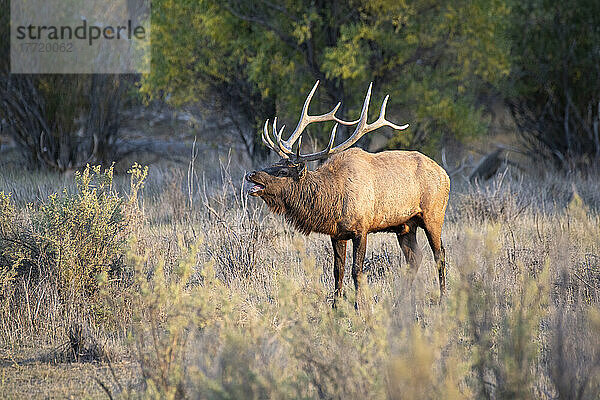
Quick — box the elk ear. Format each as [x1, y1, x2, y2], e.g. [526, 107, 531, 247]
[295, 162, 307, 180]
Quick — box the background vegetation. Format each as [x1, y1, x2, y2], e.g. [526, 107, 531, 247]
[507, 0, 600, 168]
[140, 0, 599, 165]
[144, 0, 512, 153]
[2, 0, 600, 166]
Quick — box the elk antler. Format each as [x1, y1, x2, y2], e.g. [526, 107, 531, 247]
[263, 80, 358, 158]
[263, 81, 409, 161]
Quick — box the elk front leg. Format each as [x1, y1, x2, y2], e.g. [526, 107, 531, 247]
[331, 237, 347, 307]
[352, 233, 367, 308]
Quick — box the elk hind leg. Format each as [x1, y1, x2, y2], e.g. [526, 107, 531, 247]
[422, 219, 446, 297]
[396, 228, 422, 280]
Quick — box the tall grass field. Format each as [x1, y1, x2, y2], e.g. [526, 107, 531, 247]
[0, 155, 599, 399]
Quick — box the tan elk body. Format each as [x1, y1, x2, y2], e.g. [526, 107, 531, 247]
[247, 81, 450, 304]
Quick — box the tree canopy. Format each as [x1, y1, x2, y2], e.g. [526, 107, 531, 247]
[144, 0, 511, 154]
[508, 0, 600, 168]
[2, 0, 599, 169]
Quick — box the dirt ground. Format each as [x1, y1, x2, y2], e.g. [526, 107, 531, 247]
[0, 346, 140, 399]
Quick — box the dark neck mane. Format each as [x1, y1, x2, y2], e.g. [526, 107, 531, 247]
[277, 171, 342, 235]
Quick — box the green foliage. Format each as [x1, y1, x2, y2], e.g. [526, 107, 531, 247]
[37, 166, 123, 292]
[0, 164, 146, 303]
[144, 0, 511, 152]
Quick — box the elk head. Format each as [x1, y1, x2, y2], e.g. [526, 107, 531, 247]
[246, 158, 306, 198]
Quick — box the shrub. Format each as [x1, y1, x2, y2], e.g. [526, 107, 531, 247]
[0, 164, 146, 340]
[119, 207, 598, 400]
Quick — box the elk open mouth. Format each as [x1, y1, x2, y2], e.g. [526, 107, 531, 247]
[248, 183, 265, 196]
[245, 175, 265, 197]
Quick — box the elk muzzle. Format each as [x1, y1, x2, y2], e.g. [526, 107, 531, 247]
[245, 171, 265, 197]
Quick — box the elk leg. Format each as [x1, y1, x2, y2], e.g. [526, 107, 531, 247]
[352, 234, 367, 308]
[423, 223, 446, 297]
[331, 237, 347, 306]
[396, 229, 422, 275]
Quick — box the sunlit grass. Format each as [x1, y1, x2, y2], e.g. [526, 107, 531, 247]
[0, 161, 599, 399]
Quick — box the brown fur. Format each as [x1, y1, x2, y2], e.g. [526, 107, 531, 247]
[247, 147, 450, 303]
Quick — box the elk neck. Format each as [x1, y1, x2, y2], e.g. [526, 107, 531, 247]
[279, 169, 343, 236]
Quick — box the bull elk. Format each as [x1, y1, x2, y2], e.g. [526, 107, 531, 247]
[246, 81, 450, 304]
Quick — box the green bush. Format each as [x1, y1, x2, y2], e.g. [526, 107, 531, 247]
[0, 164, 147, 340]
[2, 165, 143, 295]
[37, 165, 126, 294]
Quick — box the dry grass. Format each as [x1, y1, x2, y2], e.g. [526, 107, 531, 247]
[0, 345, 140, 400]
[0, 153, 599, 399]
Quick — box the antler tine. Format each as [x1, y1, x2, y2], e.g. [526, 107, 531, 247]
[327, 123, 338, 151]
[357, 82, 373, 132]
[372, 95, 410, 131]
[281, 80, 358, 152]
[262, 119, 273, 147]
[296, 135, 302, 159]
[274, 118, 292, 156]
[295, 122, 339, 162]
[295, 82, 409, 162]
[263, 119, 288, 159]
